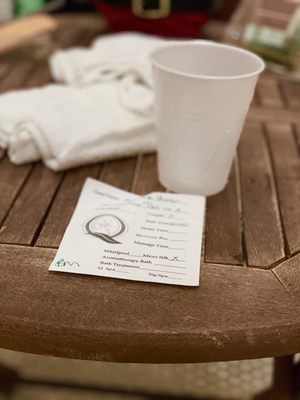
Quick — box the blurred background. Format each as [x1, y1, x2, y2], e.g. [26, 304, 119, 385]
[1, 0, 300, 76]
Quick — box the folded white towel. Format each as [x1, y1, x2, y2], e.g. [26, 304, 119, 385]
[51, 32, 160, 86]
[0, 33, 164, 170]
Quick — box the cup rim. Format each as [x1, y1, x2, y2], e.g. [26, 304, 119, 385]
[150, 41, 265, 81]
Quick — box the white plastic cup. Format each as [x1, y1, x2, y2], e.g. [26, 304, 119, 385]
[151, 41, 264, 196]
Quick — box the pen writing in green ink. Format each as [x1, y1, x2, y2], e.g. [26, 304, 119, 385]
[55, 258, 80, 268]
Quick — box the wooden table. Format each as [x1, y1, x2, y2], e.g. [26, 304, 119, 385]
[0, 13, 300, 400]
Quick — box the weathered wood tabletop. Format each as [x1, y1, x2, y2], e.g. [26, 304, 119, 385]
[0, 14, 300, 364]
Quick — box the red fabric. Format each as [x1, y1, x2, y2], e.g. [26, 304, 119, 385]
[94, 2, 210, 38]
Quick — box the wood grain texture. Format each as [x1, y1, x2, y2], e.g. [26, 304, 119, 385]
[100, 157, 137, 192]
[133, 154, 164, 195]
[295, 124, 300, 151]
[53, 13, 107, 49]
[0, 157, 32, 225]
[0, 164, 62, 245]
[238, 122, 285, 268]
[266, 123, 300, 255]
[1, 244, 300, 363]
[257, 75, 284, 108]
[274, 254, 300, 297]
[0, 61, 10, 80]
[36, 165, 100, 248]
[248, 107, 300, 124]
[0, 62, 33, 94]
[280, 81, 300, 109]
[52, 24, 86, 50]
[25, 63, 51, 88]
[251, 87, 261, 107]
[205, 162, 243, 265]
[1, 13, 300, 365]
[55, 13, 108, 34]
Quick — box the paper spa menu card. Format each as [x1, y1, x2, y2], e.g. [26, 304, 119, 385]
[49, 178, 206, 286]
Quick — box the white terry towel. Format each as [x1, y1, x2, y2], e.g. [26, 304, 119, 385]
[0, 33, 164, 171]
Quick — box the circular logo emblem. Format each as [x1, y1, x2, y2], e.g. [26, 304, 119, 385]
[84, 214, 126, 244]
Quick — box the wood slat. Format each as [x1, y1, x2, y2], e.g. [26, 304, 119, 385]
[0, 60, 10, 81]
[0, 62, 33, 94]
[1, 13, 300, 368]
[25, 63, 51, 88]
[248, 107, 300, 124]
[205, 162, 243, 265]
[52, 14, 107, 51]
[52, 27, 84, 50]
[251, 87, 261, 107]
[133, 154, 164, 195]
[54, 14, 107, 45]
[238, 122, 285, 268]
[0, 164, 62, 245]
[266, 123, 300, 255]
[257, 75, 284, 108]
[36, 165, 100, 248]
[0, 157, 32, 225]
[295, 124, 300, 151]
[274, 254, 300, 297]
[1, 244, 300, 362]
[280, 81, 300, 109]
[79, 26, 107, 48]
[100, 157, 137, 192]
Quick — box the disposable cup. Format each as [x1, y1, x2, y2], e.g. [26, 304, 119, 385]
[151, 41, 264, 196]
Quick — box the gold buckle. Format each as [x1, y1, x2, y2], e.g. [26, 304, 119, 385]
[132, 0, 171, 19]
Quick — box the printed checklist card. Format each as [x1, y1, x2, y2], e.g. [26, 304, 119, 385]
[49, 178, 206, 286]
